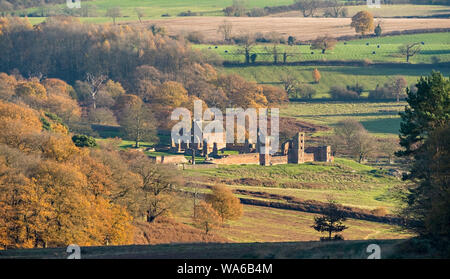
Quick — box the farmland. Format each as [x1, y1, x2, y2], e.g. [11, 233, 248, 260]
[197, 33, 450, 64]
[145, 17, 450, 41]
[281, 101, 406, 136]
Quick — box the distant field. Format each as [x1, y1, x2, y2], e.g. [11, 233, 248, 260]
[273, 4, 450, 18]
[281, 101, 406, 136]
[22, 0, 294, 23]
[220, 64, 446, 99]
[21, 3, 450, 25]
[197, 33, 450, 64]
[143, 17, 450, 41]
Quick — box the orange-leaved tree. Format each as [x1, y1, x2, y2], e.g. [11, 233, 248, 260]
[351, 11, 374, 35]
[206, 185, 243, 223]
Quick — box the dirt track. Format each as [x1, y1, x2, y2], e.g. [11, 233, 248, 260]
[141, 17, 450, 41]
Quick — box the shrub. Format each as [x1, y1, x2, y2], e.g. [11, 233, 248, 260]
[178, 10, 199, 16]
[186, 31, 205, 43]
[72, 134, 97, 148]
[248, 7, 266, 17]
[295, 84, 316, 99]
[330, 86, 359, 100]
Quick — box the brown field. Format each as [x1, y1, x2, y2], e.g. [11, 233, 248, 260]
[141, 17, 450, 41]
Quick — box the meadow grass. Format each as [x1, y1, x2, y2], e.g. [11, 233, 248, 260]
[197, 33, 450, 64]
[22, 0, 294, 22]
[281, 101, 407, 136]
[176, 204, 411, 243]
[218, 64, 448, 99]
[183, 158, 404, 212]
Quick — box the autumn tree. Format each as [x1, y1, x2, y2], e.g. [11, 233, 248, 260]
[193, 201, 221, 236]
[312, 198, 348, 241]
[393, 76, 408, 102]
[312, 68, 321, 84]
[206, 185, 243, 223]
[399, 42, 422, 63]
[351, 11, 374, 35]
[311, 35, 337, 54]
[217, 74, 268, 109]
[261, 85, 288, 105]
[117, 98, 156, 148]
[126, 153, 181, 222]
[0, 72, 17, 100]
[332, 119, 377, 162]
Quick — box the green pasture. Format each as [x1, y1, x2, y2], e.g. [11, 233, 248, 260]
[196, 33, 450, 64]
[281, 101, 406, 136]
[219, 64, 448, 98]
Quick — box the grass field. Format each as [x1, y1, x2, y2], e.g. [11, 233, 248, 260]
[220, 64, 447, 99]
[281, 101, 406, 136]
[197, 32, 450, 64]
[183, 158, 404, 211]
[21, 2, 450, 25]
[22, 0, 294, 23]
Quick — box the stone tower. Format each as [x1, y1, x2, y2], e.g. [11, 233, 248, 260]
[288, 132, 305, 164]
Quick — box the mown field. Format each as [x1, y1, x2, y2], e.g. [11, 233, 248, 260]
[198, 33, 450, 64]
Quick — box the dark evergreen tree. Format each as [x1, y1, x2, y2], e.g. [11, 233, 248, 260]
[312, 199, 348, 241]
[397, 71, 450, 158]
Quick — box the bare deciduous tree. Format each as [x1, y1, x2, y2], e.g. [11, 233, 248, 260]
[399, 42, 422, 63]
[235, 33, 256, 65]
[217, 20, 233, 42]
[86, 73, 107, 109]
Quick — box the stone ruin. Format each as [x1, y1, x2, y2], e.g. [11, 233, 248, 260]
[152, 120, 333, 166]
[209, 132, 333, 166]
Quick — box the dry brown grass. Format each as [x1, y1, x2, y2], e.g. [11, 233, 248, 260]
[133, 218, 229, 245]
[141, 17, 450, 41]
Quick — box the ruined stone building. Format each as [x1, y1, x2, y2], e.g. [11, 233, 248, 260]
[154, 119, 333, 166]
[209, 132, 333, 166]
[170, 120, 227, 156]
